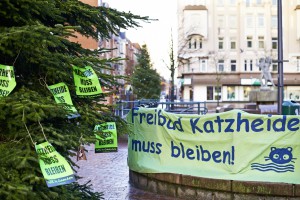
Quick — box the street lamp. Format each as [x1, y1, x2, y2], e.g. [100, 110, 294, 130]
[277, 0, 284, 114]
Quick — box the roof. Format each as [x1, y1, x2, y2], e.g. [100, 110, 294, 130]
[132, 43, 141, 49]
[119, 32, 126, 39]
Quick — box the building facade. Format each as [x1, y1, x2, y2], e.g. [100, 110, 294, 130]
[98, 30, 141, 102]
[177, 0, 300, 104]
[69, 0, 141, 103]
[69, 0, 99, 49]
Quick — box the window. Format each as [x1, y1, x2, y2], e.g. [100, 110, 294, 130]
[244, 60, 253, 71]
[297, 57, 300, 71]
[271, 16, 277, 28]
[188, 36, 203, 49]
[217, 0, 224, 6]
[272, 63, 278, 71]
[272, 0, 277, 6]
[218, 60, 224, 72]
[247, 36, 253, 48]
[246, 15, 253, 28]
[256, 0, 262, 5]
[229, 0, 236, 5]
[229, 16, 237, 28]
[257, 14, 264, 28]
[230, 60, 236, 71]
[258, 36, 264, 48]
[215, 86, 221, 101]
[245, 0, 251, 7]
[218, 16, 225, 28]
[272, 37, 278, 49]
[207, 86, 222, 101]
[199, 59, 207, 72]
[207, 86, 213, 100]
[189, 89, 193, 101]
[119, 44, 124, 54]
[218, 37, 224, 49]
[199, 38, 203, 49]
[227, 86, 235, 100]
[244, 87, 251, 99]
[230, 38, 236, 49]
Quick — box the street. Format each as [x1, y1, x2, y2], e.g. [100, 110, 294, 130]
[75, 137, 183, 200]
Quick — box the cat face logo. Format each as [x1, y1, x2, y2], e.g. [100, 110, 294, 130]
[265, 147, 296, 164]
[251, 146, 296, 173]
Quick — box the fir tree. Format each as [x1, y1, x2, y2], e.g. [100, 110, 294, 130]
[132, 44, 161, 99]
[0, 0, 149, 199]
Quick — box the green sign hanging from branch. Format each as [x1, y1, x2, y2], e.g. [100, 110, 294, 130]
[0, 64, 16, 97]
[73, 65, 103, 98]
[94, 122, 118, 153]
[48, 82, 80, 119]
[35, 141, 76, 187]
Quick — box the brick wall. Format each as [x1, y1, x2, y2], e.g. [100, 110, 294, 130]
[68, 0, 98, 50]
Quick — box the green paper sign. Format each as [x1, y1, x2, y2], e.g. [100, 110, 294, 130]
[35, 141, 75, 187]
[94, 122, 118, 153]
[0, 64, 16, 97]
[48, 82, 80, 119]
[73, 65, 102, 98]
[126, 108, 300, 184]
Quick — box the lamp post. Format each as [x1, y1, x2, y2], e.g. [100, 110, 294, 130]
[277, 0, 284, 115]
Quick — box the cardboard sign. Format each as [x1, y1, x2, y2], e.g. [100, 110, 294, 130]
[73, 65, 102, 98]
[48, 82, 80, 119]
[0, 64, 16, 97]
[94, 122, 118, 153]
[35, 141, 76, 187]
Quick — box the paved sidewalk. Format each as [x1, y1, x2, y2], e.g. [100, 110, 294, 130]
[75, 138, 182, 200]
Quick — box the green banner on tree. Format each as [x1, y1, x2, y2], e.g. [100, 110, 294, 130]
[94, 122, 118, 153]
[0, 64, 16, 97]
[35, 141, 76, 187]
[48, 82, 80, 119]
[73, 65, 102, 98]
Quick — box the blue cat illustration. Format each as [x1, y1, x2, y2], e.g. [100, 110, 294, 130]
[264, 147, 296, 164]
[251, 147, 296, 173]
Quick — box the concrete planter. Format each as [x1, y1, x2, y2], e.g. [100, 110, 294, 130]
[129, 170, 299, 200]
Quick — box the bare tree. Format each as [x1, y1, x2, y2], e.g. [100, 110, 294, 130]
[208, 51, 228, 107]
[162, 31, 177, 110]
[168, 32, 176, 103]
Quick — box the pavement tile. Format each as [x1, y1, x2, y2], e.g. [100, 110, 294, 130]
[73, 138, 184, 200]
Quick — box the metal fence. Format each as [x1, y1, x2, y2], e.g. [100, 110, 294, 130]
[115, 100, 208, 118]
